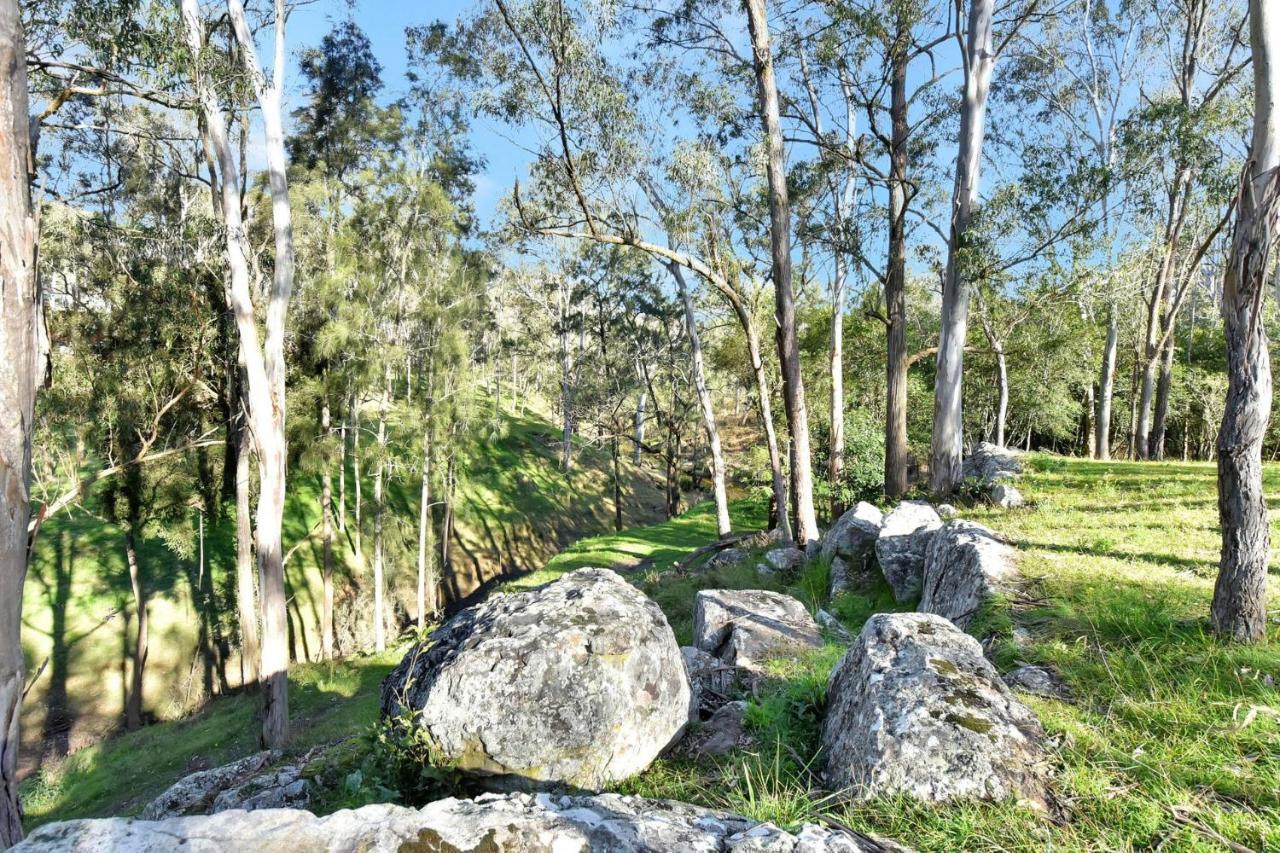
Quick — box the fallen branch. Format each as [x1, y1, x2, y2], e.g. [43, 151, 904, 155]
[674, 531, 764, 572]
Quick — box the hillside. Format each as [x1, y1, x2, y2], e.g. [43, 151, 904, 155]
[20, 455, 1280, 850]
[18, 406, 665, 777]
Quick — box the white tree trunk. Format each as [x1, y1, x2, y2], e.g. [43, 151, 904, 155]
[0, 0, 38, 840]
[234, 422, 259, 684]
[1095, 310, 1118, 459]
[995, 346, 1009, 448]
[670, 263, 731, 538]
[930, 0, 995, 493]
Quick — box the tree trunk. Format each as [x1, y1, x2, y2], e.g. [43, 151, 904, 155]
[633, 389, 647, 464]
[353, 401, 362, 560]
[320, 401, 334, 660]
[885, 32, 911, 499]
[123, 529, 147, 731]
[930, 0, 995, 494]
[0, 0, 37, 837]
[1151, 325, 1177, 459]
[994, 346, 1009, 448]
[743, 0, 818, 544]
[829, 252, 846, 510]
[611, 434, 624, 532]
[339, 392, 348, 533]
[670, 263, 731, 538]
[417, 425, 433, 629]
[741, 308, 791, 541]
[560, 306, 574, 471]
[187, 0, 295, 748]
[1084, 383, 1096, 459]
[1212, 0, 1279, 642]
[373, 387, 387, 653]
[1095, 310, 1118, 459]
[234, 422, 259, 685]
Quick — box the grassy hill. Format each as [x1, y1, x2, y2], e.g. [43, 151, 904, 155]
[20, 455, 1280, 850]
[18, 405, 665, 780]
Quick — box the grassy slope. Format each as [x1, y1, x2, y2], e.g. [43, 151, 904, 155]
[22, 456, 1280, 851]
[18, 406, 662, 787]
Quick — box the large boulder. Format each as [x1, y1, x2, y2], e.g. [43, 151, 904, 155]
[380, 568, 689, 791]
[821, 613, 1050, 810]
[962, 442, 1022, 483]
[918, 521, 1017, 629]
[822, 503, 882, 597]
[15, 792, 899, 852]
[758, 546, 806, 575]
[693, 589, 822, 672]
[874, 502, 942, 602]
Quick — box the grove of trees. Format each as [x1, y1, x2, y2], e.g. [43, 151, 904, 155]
[0, 0, 1277, 844]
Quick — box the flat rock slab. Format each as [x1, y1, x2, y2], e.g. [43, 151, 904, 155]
[15, 792, 900, 852]
[918, 520, 1017, 629]
[821, 613, 1050, 811]
[875, 502, 942, 602]
[380, 568, 689, 790]
[694, 589, 822, 672]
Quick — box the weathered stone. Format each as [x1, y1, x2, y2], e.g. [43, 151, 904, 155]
[15, 792, 898, 852]
[141, 751, 280, 820]
[821, 613, 1050, 810]
[962, 442, 1022, 483]
[816, 609, 853, 644]
[759, 547, 806, 575]
[682, 645, 742, 720]
[989, 483, 1024, 509]
[682, 700, 752, 756]
[821, 502, 883, 565]
[935, 504, 958, 520]
[918, 521, 1017, 629]
[828, 556, 853, 598]
[694, 589, 822, 672]
[1003, 664, 1072, 702]
[874, 502, 942, 602]
[380, 568, 689, 791]
[706, 547, 749, 571]
[210, 763, 309, 813]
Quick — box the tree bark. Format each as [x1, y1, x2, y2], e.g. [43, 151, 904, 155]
[417, 425, 434, 629]
[123, 529, 147, 731]
[670, 263, 731, 538]
[930, 0, 995, 494]
[633, 389, 647, 464]
[743, 0, 818, 544]
[1212, 0, 1279, 642]
[994, 346, 1009, 448]
[1150, 323, 1177, 459]
[186, 0, 294, 748]
[234, 421, 259, 685]
[0, 0, 37, 837]
[320, 401, 334, 660]
[373, 377, 387, 653]
[885, 28, 911, 498]
[1095, 310, 1118, 459]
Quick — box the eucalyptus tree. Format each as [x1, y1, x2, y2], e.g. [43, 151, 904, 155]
[0, 0, 38, 840]
[180, 0, 295, 748]
[1210, 0, 1279, 643]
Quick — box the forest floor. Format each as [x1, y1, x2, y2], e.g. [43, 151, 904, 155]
[20, 455, 1280, 851]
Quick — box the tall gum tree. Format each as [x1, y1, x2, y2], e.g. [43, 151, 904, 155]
[1210, 0, 1279, 643]
[181, 0, 295, 748]
[0, 0, 38, 841]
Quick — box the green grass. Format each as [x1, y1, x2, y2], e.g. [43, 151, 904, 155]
[21, 455, 1280, 850]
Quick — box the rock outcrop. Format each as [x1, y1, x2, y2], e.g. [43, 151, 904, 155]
[706, 547, 749, 571]
[874, 502, 942, 602]
[141, 751, 308, 820]
[962, 442, 1022, 483]
[918, 521, 1017, 629]
[380, 568, 689, 791]
[16, 792, 900, 852]
[693, 589, 822, 672]
[758, 546, 806, 575]
[821, 503, 882, 597]
[681, 700, 752, 757]
[821, 613, 1050, 811]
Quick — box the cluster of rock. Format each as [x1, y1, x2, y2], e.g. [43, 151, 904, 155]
[140, 750, 310, 820]
[963, 442, 1025, 508]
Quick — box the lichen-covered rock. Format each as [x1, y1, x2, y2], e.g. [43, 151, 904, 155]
[758, 546, 806, 575]
[962, 442, 1022, 483]
[821, 502, 883, 565]
[141, 751, 280, 819]
[694, 589, 822, 672]
[15, 791, 898, 852]
[918, 521, 1017, 629]
[874, 502, 942, 602]
[681, 645, 741, 721]
[989, 483, 1024, 509]
[816, 609, 853, 644]
[211, 763, 309, 813]
[682, 700, 752, 756]
[380, 568, 689, 790]
[706, 547, 749, 571]
[821, 613, 1050, 810]
[1003, 664, 1072, 702]
[935, 504, 958, 520]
